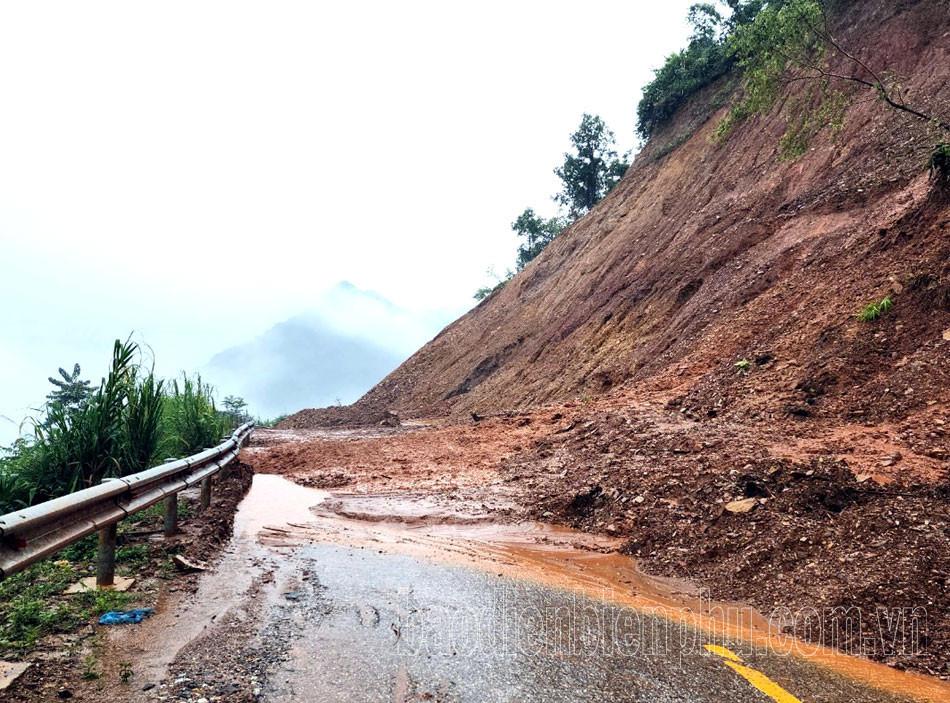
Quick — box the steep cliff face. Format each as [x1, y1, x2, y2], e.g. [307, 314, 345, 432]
[294, 0, 950, 427]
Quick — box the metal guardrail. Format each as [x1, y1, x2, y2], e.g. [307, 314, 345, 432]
[0, 421, 254, 585]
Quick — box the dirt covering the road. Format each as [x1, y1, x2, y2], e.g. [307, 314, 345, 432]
[250, 404, 949, 680]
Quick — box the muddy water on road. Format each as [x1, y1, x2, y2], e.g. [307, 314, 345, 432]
[140, 475, 947, 702]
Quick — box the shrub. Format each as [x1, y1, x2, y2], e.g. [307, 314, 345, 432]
[857, 296, 893, 322]
[0, 340, 233, 514]
[638, 39, 732, 140]
[637, 1, 771, 140]
[31, 340, 138, 496]
[930, 143, 950, 188]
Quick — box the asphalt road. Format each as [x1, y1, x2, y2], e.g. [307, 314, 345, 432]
[125, 475, 937, 703]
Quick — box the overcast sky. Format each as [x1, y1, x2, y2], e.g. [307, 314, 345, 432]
[0, 1, 696, 442]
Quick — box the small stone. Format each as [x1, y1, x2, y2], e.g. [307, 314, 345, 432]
[725, 498, 758, 514]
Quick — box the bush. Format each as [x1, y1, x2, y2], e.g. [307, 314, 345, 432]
[636, 2, 772, 140]
[0, 340, 235, 514]
[930, 143, 950, 188]
[638, 39, 732, 140]
[30, 340, 138, 497]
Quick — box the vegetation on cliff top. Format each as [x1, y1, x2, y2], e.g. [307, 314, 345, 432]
[641, 0, 949, 154]
[476, 115, 628, 300]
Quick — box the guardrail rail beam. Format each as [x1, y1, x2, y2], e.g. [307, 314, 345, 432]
[0, 422, 253, 583]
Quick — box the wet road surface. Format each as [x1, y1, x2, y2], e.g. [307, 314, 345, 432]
[119, 475, 948, 703]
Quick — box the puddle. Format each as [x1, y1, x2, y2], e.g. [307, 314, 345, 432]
[233, 474, 329, 538]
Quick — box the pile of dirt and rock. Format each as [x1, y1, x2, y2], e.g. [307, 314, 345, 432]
[247, 409, 948, 677]
[497, 405, 949, 676]
[277, 405, 400, 430]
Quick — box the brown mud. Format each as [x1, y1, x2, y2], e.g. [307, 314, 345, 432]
[251, 419, 949, 681]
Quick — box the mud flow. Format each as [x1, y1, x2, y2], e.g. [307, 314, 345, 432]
[114, 474, 950, 703]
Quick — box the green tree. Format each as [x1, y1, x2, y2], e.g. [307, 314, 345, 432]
[46, 364, 95, 414]
[513, 208, 567, 270]
[222, 395, 249, 427]
[636, 1, 770, 140]
[718, 0, 950, 143]
[554, 114, 629, 218]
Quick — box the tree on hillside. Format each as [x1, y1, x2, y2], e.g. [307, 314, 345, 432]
[473, 114, 628, 300]
[554, 114, 629, 218]
[513, 208, 567, 271]
[717, 0, 950, 155]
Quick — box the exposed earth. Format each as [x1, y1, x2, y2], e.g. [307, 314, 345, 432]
[3, 1, 949, 700]
[8, 439, 949, 703]
[251, 411, 949, 681]
[269, 0, 950, 692]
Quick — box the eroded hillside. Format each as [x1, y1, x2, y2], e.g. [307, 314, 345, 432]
[271, 0, 950, 677]
[287, 0, 948, 433]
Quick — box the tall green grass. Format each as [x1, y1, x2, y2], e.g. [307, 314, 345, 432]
[0, 340, 235, 513]
[161, 374, 228, 457]
[32, 340, 138, 495]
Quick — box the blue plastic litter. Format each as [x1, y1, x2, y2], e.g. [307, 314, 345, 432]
[98, 608, 154, 625]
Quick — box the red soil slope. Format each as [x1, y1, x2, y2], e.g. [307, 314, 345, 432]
[285, 0, 949, 438]
[274, 1, 950, 675]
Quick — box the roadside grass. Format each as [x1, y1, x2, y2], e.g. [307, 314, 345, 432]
[0, 498, 200, 657]
[0, 339, 240, 660]
[0, 560, 134, 656]
[255, 414, 288, 429]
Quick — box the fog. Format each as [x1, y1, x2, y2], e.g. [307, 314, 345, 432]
[0, 1, 697, 444]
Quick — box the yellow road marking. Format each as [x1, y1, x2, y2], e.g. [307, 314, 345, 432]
[705, 644, 804, 703]
[703, 644, 743, 662]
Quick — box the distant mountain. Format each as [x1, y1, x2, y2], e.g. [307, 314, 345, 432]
[206, 313, 404, 420]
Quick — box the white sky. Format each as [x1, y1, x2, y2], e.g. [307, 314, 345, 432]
[0, 1, 696, 440]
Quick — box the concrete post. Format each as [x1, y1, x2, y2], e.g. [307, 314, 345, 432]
[96, 523, 118, 588]
[199, 477, 212, 511]
[163, 493, 178, 537]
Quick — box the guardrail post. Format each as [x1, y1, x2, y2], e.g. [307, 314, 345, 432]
[199, 478, 212, 511]
[96, 523, 118, 588]
[163, 494, 179, 537]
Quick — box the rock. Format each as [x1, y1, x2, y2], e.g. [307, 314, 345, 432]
[172, 555, 208, 573]
[725, 498, 758, 514]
